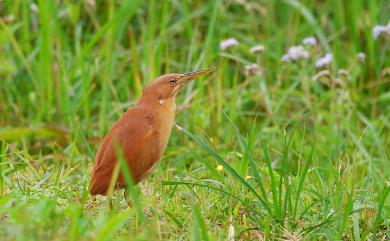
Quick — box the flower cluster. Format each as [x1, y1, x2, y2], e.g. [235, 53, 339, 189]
[315, 53, 333, 68]
[250, 45, 265, 53]
[281, 45, 310, 62]
[245, 64, 260, 76]
[373, 21, 390, 39]
[311, 70, 331, 82]
[218, 33, 370, 83]
[220, 38, 239, 51]
[219, 38, 266, 76]
[302, 36, 317, 46]
[357, 52, 366, 63]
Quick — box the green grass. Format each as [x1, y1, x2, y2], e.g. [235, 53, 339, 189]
[0, 0, 389, 240]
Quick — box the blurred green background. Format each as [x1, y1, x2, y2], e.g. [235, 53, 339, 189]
[0, 0, 389, 240]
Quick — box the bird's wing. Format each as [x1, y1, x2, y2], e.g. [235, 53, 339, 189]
[90, 110, 154, 195]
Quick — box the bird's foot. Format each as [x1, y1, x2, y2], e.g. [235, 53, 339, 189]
[124, 189, 133, 208]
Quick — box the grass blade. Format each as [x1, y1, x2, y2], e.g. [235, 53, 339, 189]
[293, 147, 314, 219]
[177, 125, 274, 218]
[162, 180, 245, 204]
[191, 204, 210, 241]
[96, 209, 132, 241]
[223, 111, 272, 216]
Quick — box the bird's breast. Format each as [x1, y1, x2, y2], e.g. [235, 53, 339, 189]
[156, 99, 176, 148]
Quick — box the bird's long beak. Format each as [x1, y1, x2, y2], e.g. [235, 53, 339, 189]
[180, 67, 216, 82]
[172, 67, 216, 96]
[177, 67, 216, 87]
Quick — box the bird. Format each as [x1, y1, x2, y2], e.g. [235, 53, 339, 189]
[89, 67, 216, 197]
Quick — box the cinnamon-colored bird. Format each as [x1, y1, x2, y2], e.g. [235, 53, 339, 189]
[89, 67, 215, 196]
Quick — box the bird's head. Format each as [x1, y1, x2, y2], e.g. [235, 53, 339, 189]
[143, 67, 216, 101]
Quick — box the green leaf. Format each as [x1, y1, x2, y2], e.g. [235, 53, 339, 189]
[96, 209, 132, 241]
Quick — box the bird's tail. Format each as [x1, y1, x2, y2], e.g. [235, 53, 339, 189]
[89, 170, 110, 196]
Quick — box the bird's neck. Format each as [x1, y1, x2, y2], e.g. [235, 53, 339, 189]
[136, 93, 176, 111]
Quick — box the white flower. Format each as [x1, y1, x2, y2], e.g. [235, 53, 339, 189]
[244, 64, 260, 75]
[30, 3, 39, 13]
[281, 45, 309, 62]
[250, 45, 265, 53]
[315, 53, 333, 68]
[303, 36, 317, 46]
[357, 52, 366, 62]
[311, 70, 330, 82]
[281, 54, 289, 62]
[373, 25, 386, 39]
[288, 46, 310, 60]
[372, 22, 390, 39]
[220, 38, 239, 50]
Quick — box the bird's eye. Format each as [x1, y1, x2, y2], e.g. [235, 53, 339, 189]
[170, 79, 176, 84]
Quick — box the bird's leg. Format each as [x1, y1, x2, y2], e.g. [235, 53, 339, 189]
[115, 189, 121, 210]
[124, 188, 133, 208]
[107, 196, 114, 211]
